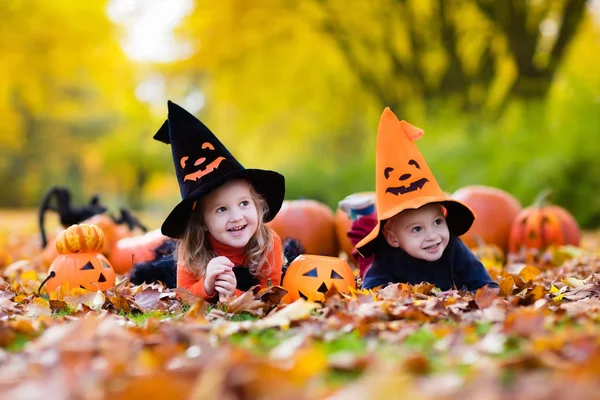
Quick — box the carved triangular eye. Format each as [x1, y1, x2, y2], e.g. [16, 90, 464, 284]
[298, 291, 308, 300]
[302, 268, 318, 277]
[98, 273, 107, 283]
[330, 270, 344, 279]
[80, 262, 94, 270]
[102, 261, 111, 269]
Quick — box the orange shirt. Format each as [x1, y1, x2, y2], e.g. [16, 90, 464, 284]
[177, 228, 282, 301]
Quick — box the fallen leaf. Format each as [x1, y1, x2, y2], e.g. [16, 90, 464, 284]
[255, 299, 320, 329]
[518, 265, 542, 283]
[475, 286, 498, 309]
[133, 287, 170, 312]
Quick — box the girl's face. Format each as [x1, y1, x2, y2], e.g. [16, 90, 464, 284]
[383, 203, 450, 262]
[201, 179, 259, 248]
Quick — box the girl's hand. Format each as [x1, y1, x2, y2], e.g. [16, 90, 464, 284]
[203, 256, 234, 297]
[215, 270, 237, 301]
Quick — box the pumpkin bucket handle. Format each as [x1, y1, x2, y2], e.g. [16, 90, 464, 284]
[37, 271, 56, 296]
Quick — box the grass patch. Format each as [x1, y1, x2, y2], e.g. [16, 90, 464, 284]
[228, 312, 260, 322]
[52, 306, 76, 318]
[119, 310, 174, 325]
[229, 328, 291, 353]
[5, 333, 30, 352]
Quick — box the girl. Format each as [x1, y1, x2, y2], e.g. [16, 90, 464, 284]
[153, 101, 285, 301]
[177, 178, 283, 300]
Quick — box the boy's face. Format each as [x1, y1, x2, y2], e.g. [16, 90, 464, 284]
[383, 203, 450, 262]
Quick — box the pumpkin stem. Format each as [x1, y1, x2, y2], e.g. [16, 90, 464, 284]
[533, 189, 553, 208]
[37, 271, 56, 296]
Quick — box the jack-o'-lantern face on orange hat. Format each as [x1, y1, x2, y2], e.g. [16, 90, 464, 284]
[154, 101, 285, 239]
[356, 108, 476, 257]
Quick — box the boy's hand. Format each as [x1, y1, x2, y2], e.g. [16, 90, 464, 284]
[203, 256, 234, 297]
[216, 270, 237, 302]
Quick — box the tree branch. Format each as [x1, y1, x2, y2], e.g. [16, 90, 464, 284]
[547, 0, 588, 72]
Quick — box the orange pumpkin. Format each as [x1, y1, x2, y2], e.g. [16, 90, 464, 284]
[334, 192, 376, 263]
[84, 214, 133, 255]
[109, 229, 169, 274]
[267, 200, 339, 256]
[45, 223, 116, 292]
[55, 224, 104, 254]
[282, 255, 356, 303]
[452, 186, 522, 253]
[46, 253, 116, 292]
[508, 190, 581, 254]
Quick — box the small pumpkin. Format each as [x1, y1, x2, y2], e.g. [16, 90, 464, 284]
[44, 223, 116, 292]
[55, 224, 104, 254]
[267, 200, 339, 257]
[452, 185, 522, 253]
[282, 255, 356, 303]
[508, 190, 581, 254]
[109, 229, 168, 274]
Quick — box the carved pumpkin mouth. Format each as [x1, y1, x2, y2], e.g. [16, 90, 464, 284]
[183, 156, 226, 182]
[298, 282, 329, 300]
[386, 178, 429, 195]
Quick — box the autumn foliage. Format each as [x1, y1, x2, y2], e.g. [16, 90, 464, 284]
[2, 211, 600, 398]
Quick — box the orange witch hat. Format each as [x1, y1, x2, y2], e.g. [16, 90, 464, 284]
[356, 108, 475, 257]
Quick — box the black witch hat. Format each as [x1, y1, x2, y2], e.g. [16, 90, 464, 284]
[154, 101, 285, 239]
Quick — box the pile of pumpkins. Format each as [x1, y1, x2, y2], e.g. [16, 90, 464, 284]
[268, 186, 582, 300]
[40, 185, 581, 299]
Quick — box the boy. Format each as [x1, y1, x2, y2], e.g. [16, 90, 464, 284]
[355, 108, 498, 292]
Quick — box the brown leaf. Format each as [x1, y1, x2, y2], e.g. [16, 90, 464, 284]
[254, 285, 288, 305]
[560, 298, 600, 316]
[412, 283, 435, 295]
[173, 286, 202, 306]
[475, 286, 499, 309]
[503, 307, 546, 337]
[49, 299, 70, 313]
[518, 285, 546, 306]
[499, 275, 515, 298]
[377, 283, 410, 301]
[133, 287, 170, 313]
[226, 289, 263, 314]
[107, 293, 132, 313]
[563, 283, 600, 301]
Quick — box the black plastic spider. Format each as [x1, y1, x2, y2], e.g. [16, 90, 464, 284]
[38, 187, 148, 248]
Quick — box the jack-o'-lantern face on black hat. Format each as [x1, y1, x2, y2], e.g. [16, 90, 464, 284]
[153, 101, 286, 239]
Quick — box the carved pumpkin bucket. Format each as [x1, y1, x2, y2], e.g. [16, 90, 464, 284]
[42, 223, 116, 293]
[282, 255, 356, 303]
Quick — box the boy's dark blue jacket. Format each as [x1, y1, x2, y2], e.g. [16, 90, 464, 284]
[362, 235, 498, 291]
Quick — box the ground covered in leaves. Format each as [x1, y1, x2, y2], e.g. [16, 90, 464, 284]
[2, 212, 600, 399]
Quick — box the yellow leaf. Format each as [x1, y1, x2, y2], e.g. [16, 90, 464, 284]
[255, 299, 320, 329]
[20, 270, 38, 282]
[32, 297, 48, 307]
[13, 294, 27, 303]
[518, 265, 541, 283]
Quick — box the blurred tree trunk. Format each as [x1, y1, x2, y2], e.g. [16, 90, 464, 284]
[315, 0, 589, 116]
